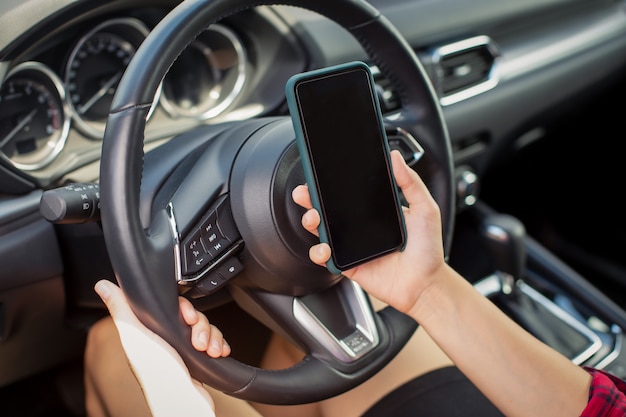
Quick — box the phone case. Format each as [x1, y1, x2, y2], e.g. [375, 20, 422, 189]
[286, 61, 406, 274]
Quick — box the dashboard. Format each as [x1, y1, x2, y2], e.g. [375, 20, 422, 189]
[0, 2, 307, 191]
[1, 0, 626, 196]
[1, 18, 247, 166]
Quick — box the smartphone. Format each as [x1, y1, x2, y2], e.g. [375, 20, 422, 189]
[286, 61, 407, 274]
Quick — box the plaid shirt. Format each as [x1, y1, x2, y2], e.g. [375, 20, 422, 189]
[581, 367, 626, 416]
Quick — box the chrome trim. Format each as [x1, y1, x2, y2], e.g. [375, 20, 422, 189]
[473, 273, 502, 297]
[65, 17, 157, 139]
[178, 241, 244, 285]
[293, 279, 379, 363]
[0, 61, 70, 170]
[387, 127, 425, 166]
[166, 202, 184, 284]
[431, 35, 500, 107]
[474, 274, 603, 365]
[167, 201, 244, 285]
[160, 24, 247, 121]
[594, 325, 623, 370]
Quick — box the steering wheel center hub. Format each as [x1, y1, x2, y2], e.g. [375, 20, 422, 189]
[230, 118, 340, 295]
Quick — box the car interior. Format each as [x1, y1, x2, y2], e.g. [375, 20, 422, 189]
[2, 0, 626, 415]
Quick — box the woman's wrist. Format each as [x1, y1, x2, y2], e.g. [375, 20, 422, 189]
[405, 263, 460, 325]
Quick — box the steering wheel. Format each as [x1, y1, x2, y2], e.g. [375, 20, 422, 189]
[100, 0, 455, 405]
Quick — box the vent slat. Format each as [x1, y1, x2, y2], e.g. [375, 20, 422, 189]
[437, 40, 498, 100]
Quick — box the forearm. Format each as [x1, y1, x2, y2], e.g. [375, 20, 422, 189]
[114, 320, 216, 417]
[409, 264, 591, 417]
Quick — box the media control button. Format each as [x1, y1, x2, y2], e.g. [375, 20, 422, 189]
[183, 231, 209, 275]
[204, 238, 228, 258]
[200, 212, 221, 239]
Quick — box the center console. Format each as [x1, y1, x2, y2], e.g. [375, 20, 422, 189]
[453, 201, 626, 378]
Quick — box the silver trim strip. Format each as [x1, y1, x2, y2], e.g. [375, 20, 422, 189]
[165, 202, 183, 284]
[431, 35, 500, 107]
[0, 61, 70, 170]
[167, 200, 244, 285]
[387, 127, 425, 166]
[594, 325, 623, 370]
[293, 279, 379, 363]
[64, 17, 157, 139]
[159, 24, 247, 121]
[474, 274, 602, 365]
[178, 241, 244, 285]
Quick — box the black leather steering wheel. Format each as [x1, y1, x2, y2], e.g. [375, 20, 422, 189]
[100, 0, 455, 405]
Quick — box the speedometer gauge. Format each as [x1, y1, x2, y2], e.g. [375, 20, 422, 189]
[0, 62, 69, 171]
[65, 18, 153, 139]
[160, 24, 247, 120]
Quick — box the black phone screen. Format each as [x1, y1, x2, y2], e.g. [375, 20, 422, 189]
[292, 65, 405, 270]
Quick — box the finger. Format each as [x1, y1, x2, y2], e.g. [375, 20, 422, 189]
[179, 297, 230, 358]
[179, 296, 199, 326]
[196, 322, 229, 358]
[390, 149, 434, 209]
[94, 279, 140, 326]
[302, 208, 321, 236]
[292, 184, 312, 209]
[206, 325, 228, 358]
[179, 297, 210, 351]
[309, 242, 331, 266]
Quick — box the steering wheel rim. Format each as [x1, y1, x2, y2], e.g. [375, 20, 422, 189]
[100, 0, 455, 405]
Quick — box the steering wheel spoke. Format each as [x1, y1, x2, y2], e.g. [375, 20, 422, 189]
[293, 280, 380, 364]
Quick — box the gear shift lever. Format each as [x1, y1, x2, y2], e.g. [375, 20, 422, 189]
[478, 213, 595, 356]
[480, 213, 527, 294]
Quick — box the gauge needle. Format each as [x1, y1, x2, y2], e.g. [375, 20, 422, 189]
[78, 71, 123, 115]
[0, 108, 38, 149]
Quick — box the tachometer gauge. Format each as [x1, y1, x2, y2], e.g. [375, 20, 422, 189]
[65, 18, 154, 139]
[0, 62, 70, 171]
[160, 24, 247, 120]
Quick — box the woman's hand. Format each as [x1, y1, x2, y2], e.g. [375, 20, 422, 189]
[178, 293, 231, 358]
[292, 149, 447, 315]
[94, 279, 227, 417]
[294, 149, 594, 417]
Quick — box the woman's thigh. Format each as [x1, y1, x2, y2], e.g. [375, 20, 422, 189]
[84, 295, 454, 417]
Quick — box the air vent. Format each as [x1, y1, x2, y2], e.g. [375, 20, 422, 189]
[370, 65, 401, 115]
[433, 36, 499, 106]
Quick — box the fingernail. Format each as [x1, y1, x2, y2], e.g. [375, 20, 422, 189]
[94, 280, 111, 301]
[209, 339, 222, 356]
[198, 331, 209, 349]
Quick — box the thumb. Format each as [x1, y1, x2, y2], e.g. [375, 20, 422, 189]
[390, 149, 434, 210]
[94, 279, 141, 327]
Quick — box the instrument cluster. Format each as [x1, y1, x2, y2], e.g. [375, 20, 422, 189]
[0, 17, 247, 172]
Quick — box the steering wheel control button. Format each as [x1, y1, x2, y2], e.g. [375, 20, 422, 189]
[204, 238, 228, 258]
[195, 271, 225, 295]
[200, 213, 225, 252]
[193, 257, 243, 295]
[200, 212, 219, 236]
[180, 197, 243, 278]
[216, 257, 243, 280]
[183, 232, 209, 275]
